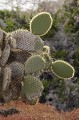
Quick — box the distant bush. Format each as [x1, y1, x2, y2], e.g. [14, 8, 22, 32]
[0, 10, 29, 32]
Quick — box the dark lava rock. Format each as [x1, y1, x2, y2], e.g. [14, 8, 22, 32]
[0, 108, 20, 117]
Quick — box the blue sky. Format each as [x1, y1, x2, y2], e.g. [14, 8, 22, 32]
[0, 0, 57, 11]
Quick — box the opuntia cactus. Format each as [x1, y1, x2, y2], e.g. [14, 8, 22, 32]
[0, 12, 75, 105]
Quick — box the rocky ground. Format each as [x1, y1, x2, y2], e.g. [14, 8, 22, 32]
[0, 100, 79, 120]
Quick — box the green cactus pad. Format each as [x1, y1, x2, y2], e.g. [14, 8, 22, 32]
[34, 36, 44, 52]
[21, 75, 44, 102]
[30, 12, 53, 36]
[25, 55, 45, 74]
[52, 60, 75, 79]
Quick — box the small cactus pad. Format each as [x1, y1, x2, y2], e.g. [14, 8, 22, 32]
[43, 46, 50, 54]
[1, 44, 10, 66]
[10, 62, 24, 80]
[25, 55, 45, 74]
[28, 97, 39, 105]
[10, 29, 38, 52]
[30, 12, 53, 36]
[52, 60, 75, 79]
[21, 75, 44, 101]
[43, 53, 50, 61]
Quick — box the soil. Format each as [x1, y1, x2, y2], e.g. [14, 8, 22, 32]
[0, 100, 79, 120]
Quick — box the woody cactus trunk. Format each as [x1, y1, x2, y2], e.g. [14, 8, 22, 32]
[0, 12, 75, 105]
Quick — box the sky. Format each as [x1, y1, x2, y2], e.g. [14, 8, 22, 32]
[0, 0, 58, 11]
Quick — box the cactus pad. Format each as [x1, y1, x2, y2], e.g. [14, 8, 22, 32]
[21, 75, 44, 101]
[43, 46, 50, 54]
[30, 12, 53, 36]
[52, 60, 75, 79]
[10, 29, 38, 52]
[10, 62, 24, 80]
[25, 55, 45, 74]
[34, 36, 44, 52]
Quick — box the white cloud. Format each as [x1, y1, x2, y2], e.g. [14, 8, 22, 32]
[0, 0, 58, 11]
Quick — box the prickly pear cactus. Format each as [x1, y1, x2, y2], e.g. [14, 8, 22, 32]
[0, 12, 75, 105]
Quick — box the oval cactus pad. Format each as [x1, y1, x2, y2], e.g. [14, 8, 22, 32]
[52, 60, 75, 79]
[30, 12, 53, 36]
[25, 55, 45, 74]
[21, 75, 44, 101]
